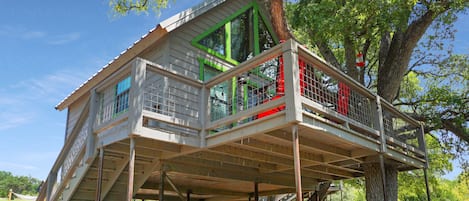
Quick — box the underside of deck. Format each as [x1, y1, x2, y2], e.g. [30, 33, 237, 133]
[65, 111, 423, 201]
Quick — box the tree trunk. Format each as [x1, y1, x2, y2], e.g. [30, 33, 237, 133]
[261, 0, 293, 41]
[363, 162, 398, 201]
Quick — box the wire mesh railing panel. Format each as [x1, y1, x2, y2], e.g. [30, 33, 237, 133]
[382, 108, 420, 149]
[301, 59, 374, 128]
[143, 71, 200, 136]
[207, 57, 284, 132]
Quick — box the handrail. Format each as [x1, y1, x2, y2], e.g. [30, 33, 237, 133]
[206, 44, 283, 88]
[380, 99, 420, 126]
[37, 100, 90, 201]
[297, 45, 376, 100]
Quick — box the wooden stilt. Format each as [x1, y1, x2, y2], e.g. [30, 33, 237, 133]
[254, 182, 259, 201]
[424, 168, 431, 201]
[127, 138, 136, 201]
[186, 190, 191, 201]
[379, 155, 387, 201]
[292, 125, 303, 200]
[95, 147, 104, 201]
[159, 170, 165, 201]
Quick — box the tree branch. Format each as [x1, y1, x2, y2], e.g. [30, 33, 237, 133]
[309, 30, 342, 69]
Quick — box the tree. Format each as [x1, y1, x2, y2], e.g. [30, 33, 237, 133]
[0, 171, 42, 197]
[288, 1, 468, 200]
[109, 0, 468, 200]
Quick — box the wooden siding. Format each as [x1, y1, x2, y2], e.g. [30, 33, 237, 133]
[167, 0, 252, 80]
[66, 94, 89, 138]
[140, 35, 170, 67]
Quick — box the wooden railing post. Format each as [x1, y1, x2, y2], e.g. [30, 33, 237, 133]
[199, 86, 208, 147]
[283, 39, 302, 123]
[374, 96, 387, 153]
[417, 124, 428, 162]
[85, 89, 98, 164]
[129, 58, 147, 135]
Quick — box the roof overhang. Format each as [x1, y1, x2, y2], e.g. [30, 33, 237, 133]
[55, 0, 227, 111]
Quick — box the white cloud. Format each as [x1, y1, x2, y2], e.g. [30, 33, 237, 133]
[47, 32, 81, 45]
[12, 69, 90, 101]
[0, 113, 33, 131]
[0, 69, 92, 131]
[21, 31, 47, 40]
[0, 25, 80, 45]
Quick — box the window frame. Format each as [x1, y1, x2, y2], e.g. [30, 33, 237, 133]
[191, 2, 279, 65]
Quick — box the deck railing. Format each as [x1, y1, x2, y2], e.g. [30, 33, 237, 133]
[204, 39, 426, 160]
[142, 68, 202, 137]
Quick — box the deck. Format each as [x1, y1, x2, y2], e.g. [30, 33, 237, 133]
[38, 39, 427, 201]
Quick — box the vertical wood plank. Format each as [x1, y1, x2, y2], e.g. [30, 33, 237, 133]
[292, 125, 303, 200]
[282, 39, 302, 123]
[127, 138, 136, 201]
[95, 147, 104, 201]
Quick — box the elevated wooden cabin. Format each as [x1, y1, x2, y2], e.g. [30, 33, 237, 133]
[37, 0, 428, 200]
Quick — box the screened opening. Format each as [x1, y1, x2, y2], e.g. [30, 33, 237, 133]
[204, 65, 231, 121]
[199, 26, 226, 56]
[231, 9, 254, 63]
[258, 17, 276, 54]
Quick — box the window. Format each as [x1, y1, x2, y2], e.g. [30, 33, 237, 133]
[115, 76, 131, 114]
[231, 9, 254, 62]
[202, 63, 232, 121]
[192, 2, 277, 65]
[199, 26, 226, 56]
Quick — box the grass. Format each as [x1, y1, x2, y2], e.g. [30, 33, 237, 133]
[0, 198, 33, 201]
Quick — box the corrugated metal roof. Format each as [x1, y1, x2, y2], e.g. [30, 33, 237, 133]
[55, 0, 226, 110]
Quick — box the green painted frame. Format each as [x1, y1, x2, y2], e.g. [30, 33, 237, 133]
[191, 1, 279, 66]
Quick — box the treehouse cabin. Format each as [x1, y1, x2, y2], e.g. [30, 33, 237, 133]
[37, 0, 428, 200]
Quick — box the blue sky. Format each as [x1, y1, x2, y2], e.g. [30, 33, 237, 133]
[0, 1, 467, 181]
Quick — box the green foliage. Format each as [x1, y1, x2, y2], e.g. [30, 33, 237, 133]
[0, 171, 42, 197]
[110, 0, 170, 16]
[398, 136, 456, 200]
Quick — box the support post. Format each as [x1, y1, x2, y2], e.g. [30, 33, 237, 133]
[159, 170, 166, 201]
[419, 124, 431, 201]
[379, 155, 387, 201]
[254, 182, 259, 201]
[186, 190, 191, 201]
[292, 125, 303, 200]
[127, 138, 136, 201]
[424, 167, 431, 201]
[95, 146, 104, 201]
[8, 189, 12, 201]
